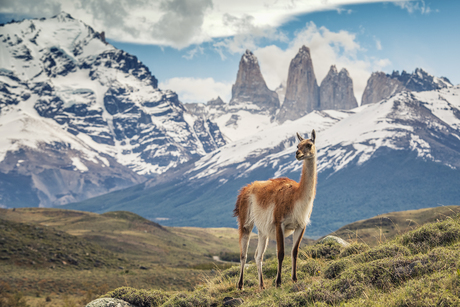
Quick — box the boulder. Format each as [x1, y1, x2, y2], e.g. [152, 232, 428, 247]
[86, 298, 136, 307]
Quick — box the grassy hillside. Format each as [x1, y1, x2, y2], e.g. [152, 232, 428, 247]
[1, 206, 459, 306]
[102, 213, 460, 306]
[0, 208, 311, 306]
[330, 205, 460, 246]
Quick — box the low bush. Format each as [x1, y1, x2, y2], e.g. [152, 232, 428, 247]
[303, 241, 341, 260]
[399, 219, 460, 253]
[339, 242, 369, 258]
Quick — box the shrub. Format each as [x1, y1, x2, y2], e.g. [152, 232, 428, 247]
[297, 259, 323, 277]
[353, 243, 411, 263]
[162, 292, 213, 307]
[303, 241, 342, 260]
[399, 219, 460, 254]
[324, 258, 353, 279]
[339, 243, 369, 258]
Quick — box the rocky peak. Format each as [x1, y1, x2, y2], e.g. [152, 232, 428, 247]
[208, 96, 225, 106]
[277, 45, 319, 122]
[361, 68, 452, 105]
[395, 68, 452, 92]
[319, 65, 358, 110]
[229, 50, 279, 115]
[361, 72, 406, 105]
[53, 12, 74, 22]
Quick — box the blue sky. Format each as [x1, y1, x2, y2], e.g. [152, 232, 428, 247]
[1, 0, 459, 104]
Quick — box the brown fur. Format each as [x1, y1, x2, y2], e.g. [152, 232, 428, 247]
[234, 130, 318, 290]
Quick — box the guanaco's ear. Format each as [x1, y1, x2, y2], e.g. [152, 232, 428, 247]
[311, 129, 316, 143]
[296, 132, 304, 142]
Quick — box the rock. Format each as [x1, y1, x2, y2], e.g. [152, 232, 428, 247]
[223, 297, 244, 306]
[361, 72, 407, 105]
[319, 65, 358, 110]
[85, 298, 136, 307]
[277, 45, 319, 122]
[394, 68, 452, 92]
[318, 235, 350, 247]
[361, 68, 452, 105]
[230, 50, 280, 115]
[207, 96, 225, 106]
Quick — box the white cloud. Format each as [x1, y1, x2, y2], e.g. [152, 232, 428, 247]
[183, 45, 205, 60]
[394, 0, 432, 14]
[159, 77, 232, 103]
[0, 0, 410, 48]
[254, 22, 391, 105]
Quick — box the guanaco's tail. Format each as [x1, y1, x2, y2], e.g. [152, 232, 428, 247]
[233, 185, 251, 228]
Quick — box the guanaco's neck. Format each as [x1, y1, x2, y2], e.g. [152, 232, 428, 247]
[296, 155, 317, 202]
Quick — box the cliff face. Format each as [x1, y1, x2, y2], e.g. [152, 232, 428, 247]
[361, 72, 407, 105]
[319, 65, 358, 110]
[277, 46, 319, 122]
[230, 50, 279, 115]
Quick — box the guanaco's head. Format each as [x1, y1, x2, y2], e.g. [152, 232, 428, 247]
[295, 130, 316, 161]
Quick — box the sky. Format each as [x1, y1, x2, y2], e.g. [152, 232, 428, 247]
[1, 0, 459, 105]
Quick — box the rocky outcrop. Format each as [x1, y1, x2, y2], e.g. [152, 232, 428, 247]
[86, 298, 135, 307]
[393, 68, 452, 91]
[230, 50, 279, 115]
[277, 46, 320, 122]
[362, 68, 452, 105]
[319, 65, 358, 110]
[208, 96, 225, 106]
[361, 72, 407, 105]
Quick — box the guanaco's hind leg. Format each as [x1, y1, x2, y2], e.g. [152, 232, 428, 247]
[254, 233, 269, 289]
[275, 223, 285, 287]
[291, 227, 306, 282]
[237, 224, 253, 290]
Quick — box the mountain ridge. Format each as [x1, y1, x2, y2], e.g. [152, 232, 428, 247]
[0, 12, 226, 206]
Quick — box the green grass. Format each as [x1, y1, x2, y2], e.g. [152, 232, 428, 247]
[331, 205, 460, 246]
[103, 213, 460, 306]
[2, 207, 460, 306]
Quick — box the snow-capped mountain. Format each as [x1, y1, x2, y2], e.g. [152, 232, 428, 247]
[0, 13, 225, 176]
[0, 13, 226, 206]
[66, 85, 460, 237]
[362, 68, 453, 105]
[185, 96, 280, 142]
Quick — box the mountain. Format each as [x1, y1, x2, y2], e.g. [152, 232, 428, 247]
[0, 13, 226, 206]
[65, 85, 460, 237]
[230, 50, 280, 115]
[361, 68, 452, 105]
[185, 51, 281, 142]
[277, 46, 320, 122]
[319, 65, 358, 111]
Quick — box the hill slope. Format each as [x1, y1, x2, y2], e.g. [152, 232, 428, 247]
[102, 213, 460, 306]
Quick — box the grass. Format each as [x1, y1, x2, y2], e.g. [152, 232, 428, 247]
[0, 208, 246, 306]
[1, 206, 459, 306]
[331, 205, 460, 246]
[102, 212, 460, 306]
